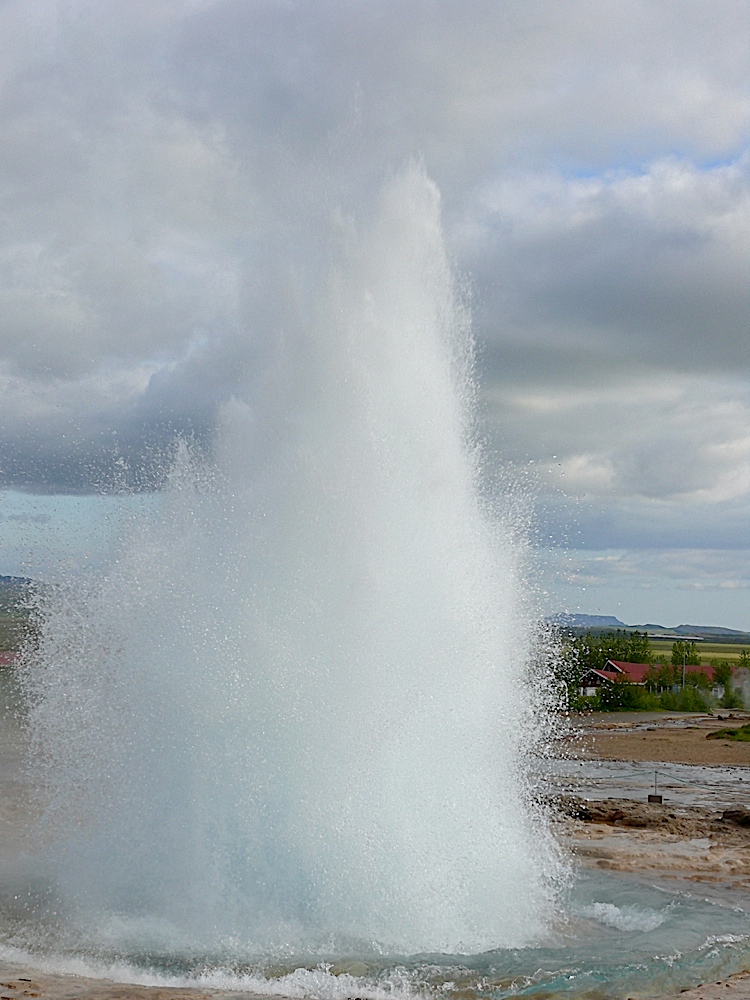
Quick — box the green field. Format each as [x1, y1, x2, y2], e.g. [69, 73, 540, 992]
[649, 639, 750, 664]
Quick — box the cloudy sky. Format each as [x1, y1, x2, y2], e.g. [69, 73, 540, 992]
[0, 0, 748, 628]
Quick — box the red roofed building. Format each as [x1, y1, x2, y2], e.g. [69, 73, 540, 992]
[0, 651, 17, 667]
[580, 658, 718, 697]
[608, 658, 717, 685]
[606, 659, 652, 683]
[579, 659, 653, 695]
[579, 668, 621, 697]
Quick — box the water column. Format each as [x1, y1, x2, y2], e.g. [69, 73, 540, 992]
[21, 164, 561, 958]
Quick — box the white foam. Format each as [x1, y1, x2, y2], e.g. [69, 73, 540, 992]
[0, 945, 422, 1000]
[580, 902, 666, 932]
[194, 965, 421, 1000]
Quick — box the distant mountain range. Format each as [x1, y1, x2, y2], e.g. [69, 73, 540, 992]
[2, 576, 749, 643]
[551, 613, 750, 640]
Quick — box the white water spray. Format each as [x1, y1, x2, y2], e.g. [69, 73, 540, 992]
[22, 166, 560, 957]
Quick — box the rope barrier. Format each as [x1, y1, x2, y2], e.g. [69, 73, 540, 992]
[650, 767, 745, 790]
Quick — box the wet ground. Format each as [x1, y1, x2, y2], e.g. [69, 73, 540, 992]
[540, 756, 750, 810]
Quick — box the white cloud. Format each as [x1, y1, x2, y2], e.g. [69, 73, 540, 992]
[485, 374, 750, 505]
[477, 157, 749, 242]
[560, 548, 750, 590]
[0, 0, 746, 573]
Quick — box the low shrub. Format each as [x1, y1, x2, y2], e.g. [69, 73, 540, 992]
[594, 682, 711, 712]
[658, 687, 711, 712]
[595, 682, 660, 711]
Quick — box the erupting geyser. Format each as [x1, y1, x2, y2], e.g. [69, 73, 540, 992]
[21, 165, 561, 959]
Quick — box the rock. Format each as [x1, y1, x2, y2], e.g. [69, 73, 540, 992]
[554, 795, 750, 839]
[721, 808, 750, 827]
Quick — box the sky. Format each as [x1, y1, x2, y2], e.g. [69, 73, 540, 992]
[0, 0, 748, 628]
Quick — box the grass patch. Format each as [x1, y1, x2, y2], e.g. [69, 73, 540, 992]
[707, 723, 750, 741]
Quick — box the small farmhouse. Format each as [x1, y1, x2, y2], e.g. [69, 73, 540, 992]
[579, 659, 651, 697]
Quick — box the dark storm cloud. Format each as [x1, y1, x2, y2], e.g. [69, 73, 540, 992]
[0, 0, 748, 540]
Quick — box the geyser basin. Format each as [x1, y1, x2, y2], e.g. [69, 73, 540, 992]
[18, 166, 561, 958]
[1, 868, 749, 999]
